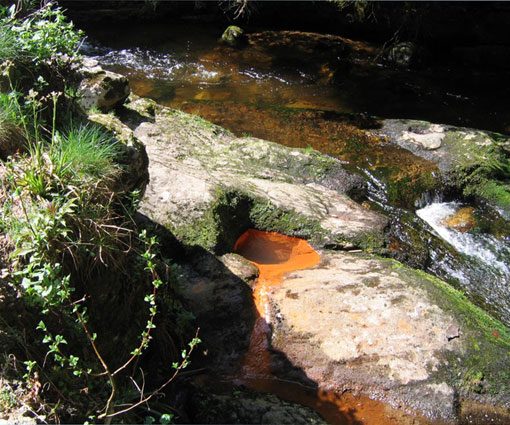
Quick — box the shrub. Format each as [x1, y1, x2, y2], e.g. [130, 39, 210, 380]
[0, 4, 198, 421]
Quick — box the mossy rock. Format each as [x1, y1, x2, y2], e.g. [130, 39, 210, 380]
[220, 25, 248, 48]
[377, 119, 510, 214]
[267, 250, 510, 421]
[133, 103, 387, 254]
[170, 188, 327, 254]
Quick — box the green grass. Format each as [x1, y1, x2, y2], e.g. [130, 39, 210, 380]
[51, 123, 121, 185]
[0, 20, 21, 63]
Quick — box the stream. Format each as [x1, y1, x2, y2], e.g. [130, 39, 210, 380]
[81, 20, 510, 423]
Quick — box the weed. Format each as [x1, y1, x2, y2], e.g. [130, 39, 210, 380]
[0, 4, 199, 421]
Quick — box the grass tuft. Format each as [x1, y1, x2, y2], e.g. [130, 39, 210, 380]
[51, 123, 121, 185]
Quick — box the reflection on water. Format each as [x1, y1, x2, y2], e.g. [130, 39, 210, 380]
[83, 21, 510, 133]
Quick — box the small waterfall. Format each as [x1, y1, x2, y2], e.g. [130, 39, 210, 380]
[416, 202, 510, 278]
[417, 202, 510, 324]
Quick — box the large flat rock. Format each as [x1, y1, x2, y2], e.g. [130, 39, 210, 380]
[266, 251, 510, 422]
[130, 100, 387, 251]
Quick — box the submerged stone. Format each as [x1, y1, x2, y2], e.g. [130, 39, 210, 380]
[385, 41, 422, 68]
[442, 206, 476, 232]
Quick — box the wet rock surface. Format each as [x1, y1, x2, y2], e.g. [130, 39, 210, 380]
[442, 206, 476, 232]
[220, 25, 247, 48]
[376, 119, 510, 214]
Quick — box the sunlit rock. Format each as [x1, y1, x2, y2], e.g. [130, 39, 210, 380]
[442, 206, 476, 232]
[221, 25, 247, 48]
[77, 58, 130, 112]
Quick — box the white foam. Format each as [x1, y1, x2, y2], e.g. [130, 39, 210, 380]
[417, 202, 510, 278]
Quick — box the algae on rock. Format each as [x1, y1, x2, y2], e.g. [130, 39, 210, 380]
[377, 119, 510, 215]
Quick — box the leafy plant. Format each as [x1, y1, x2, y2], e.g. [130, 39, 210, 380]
[0, 2, 84, 66]
[0, 3, 199, 422]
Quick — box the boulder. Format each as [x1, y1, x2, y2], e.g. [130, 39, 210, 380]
[77, 57, 130, 112]
[442, 206, 476, 232]
[127, 99, 387, 252]
[86, 111, 149, 194]
[384, 41, 422, 68]
[176, 251, 256, 371]
[188, 386, 326, 424]
[376, 119, 510, 216]
[265, 251, 510, 422]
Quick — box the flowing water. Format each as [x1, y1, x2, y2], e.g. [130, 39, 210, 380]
[416, 202, 510, 324]
[83, 21, 510, 132]
[81, 21, 510, 422]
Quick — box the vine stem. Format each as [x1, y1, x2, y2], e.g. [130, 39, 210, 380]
[74, 310, 116, 423]
[100, 329, 200, 420]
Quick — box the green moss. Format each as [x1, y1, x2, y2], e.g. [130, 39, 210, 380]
[465, 180, 510, 212]
[306, 151, 337, 179]
[444, 130, 510, 213]
[404, 267, 510, 347]
[351, 230, 386, 253]
[220, 25, 247, 47]
[384, 169, 438, 209]
[249, 199, 325, 243]
[170, 188, 327, 252]
[170, 189, 251, 252]
[171, 210, 220, 252]
[166, 109, 233, 136]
